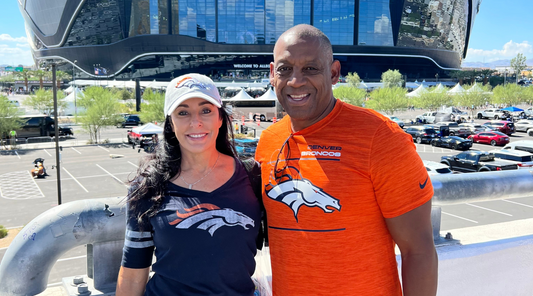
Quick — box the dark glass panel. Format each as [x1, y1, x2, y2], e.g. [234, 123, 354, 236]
[358, 0, 394, 46]
[65, 0, 124, 46]
[25, 0, 67, 35]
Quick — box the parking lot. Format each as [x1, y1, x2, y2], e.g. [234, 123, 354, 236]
[1, 118, 533, 287]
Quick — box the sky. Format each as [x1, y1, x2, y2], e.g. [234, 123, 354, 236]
[0, 0, 531, 67]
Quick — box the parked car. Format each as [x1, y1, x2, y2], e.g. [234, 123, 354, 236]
[489, 149, 533, 169]
[117, 114, 142, 128]
[514, 120, 533, 133]
[432, 122, 470, 137]
[476, 108, 506, 120]
[404, 126, 438, 144]
[52, 124, 74, 137]
[502, 140, 533, 154]
[482, 120, 515, 135]
[468, 131, 510, 146]
[458, 123, 492, 134]
[440, 151, 518, 172]
[430, 136, 472, 150]
[423, 160, 453, 175]
[385, 115, 404, 128]
[525, 107, 533, 117]
[416, 111, 436, 124]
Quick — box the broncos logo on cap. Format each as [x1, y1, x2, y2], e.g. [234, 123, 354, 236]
[175, 76, 208, 89]
[169, 203, 254, 236]
[266, 167, 341, 222]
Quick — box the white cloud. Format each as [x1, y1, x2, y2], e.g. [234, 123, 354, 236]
[16, 43, 30, 48]
[0, 43, 34, 66]
[0, 34, 28, 43]
[464, 40, 533, 62]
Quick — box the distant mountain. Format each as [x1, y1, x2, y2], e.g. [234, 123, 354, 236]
[462, 59, 533, 69]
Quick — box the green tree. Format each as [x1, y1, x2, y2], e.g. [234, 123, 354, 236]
[78, 86, 121, 144]
[32, 69, 49, 89]
[24, 89, 67, 115]
[365, 87, 408, 115]
[0, 95, 25, 147]
[450, 70, 468, 85]
[493, 83, 524, 106]
[55, 71, 71, 89]
[454, 85, 492, 118]
[333, 86, 367, 107]
[412, 87, 452, 111]
[480, 69, 495, 85]
[381, 70, 403, 88]
[510, 53, 527, 83]
[140, 88, 165, 123]
[346, 72, 361, 88]
[15, 69, 31, 92]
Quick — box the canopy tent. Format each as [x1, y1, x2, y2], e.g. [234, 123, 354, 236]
[406, 84, 428, 97]
[131, 123, 163, 135]
[64, 86, 74, 93]
[146, 80, 169, 89]
[64, 87, 84, 102]
[257, 88, 278, 100]
[447, 83, 465, 95]
[501, 106, 524, 112]
[465, 83, 485, 93]
[229, 89, 254, 100]
[432, 83, 447, 92]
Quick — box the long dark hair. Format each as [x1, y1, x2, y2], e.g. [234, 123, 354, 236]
[127, 107, 236, 227]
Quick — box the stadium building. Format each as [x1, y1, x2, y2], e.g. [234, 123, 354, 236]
[19, 0, 481, 81]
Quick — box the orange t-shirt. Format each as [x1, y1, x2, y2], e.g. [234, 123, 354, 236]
[255, 100, 433, 296]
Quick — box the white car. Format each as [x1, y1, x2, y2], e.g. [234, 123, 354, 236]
[502, 140, 533, 154]
[525, 107, 533, 117]
[458, 123, 491, 135]
[423, 160, 453, 175]
[416, 111, 436, 124]
[477, 109, 506, 120]
[514, 120, 533, 133]
[489, 149, 533, 169]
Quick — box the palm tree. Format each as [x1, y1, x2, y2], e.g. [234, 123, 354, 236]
[480, 69, 496, 85]
[33, 69, 48, 89]
[15, 70, 31, 92]
[450, 70, 467, 85]
[54, 71, 72, 89]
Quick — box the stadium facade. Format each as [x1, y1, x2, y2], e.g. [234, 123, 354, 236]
[19, 0, 481, 80]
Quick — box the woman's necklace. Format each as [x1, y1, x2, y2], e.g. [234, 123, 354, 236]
[180, 153, 220, 189]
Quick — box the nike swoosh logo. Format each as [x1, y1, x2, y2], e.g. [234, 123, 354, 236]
[419, 177, 429, 189]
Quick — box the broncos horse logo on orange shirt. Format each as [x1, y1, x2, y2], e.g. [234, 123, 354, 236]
[266, 167, 341, 221]
[169, 203, 254, 236]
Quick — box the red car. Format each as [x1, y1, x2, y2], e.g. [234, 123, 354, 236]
[468, 131, 510, 146]
[483, 121, 515, 135]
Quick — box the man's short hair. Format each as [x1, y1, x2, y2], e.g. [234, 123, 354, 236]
[276, 24, 333, 62]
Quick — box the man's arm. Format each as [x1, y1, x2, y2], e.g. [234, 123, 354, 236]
[385, 200, 438, 296]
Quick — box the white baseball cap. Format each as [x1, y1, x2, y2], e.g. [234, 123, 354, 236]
[164, 74, 222, 116]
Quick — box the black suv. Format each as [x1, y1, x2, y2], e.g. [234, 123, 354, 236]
[404, 126, 438, 144]
[118, 114, 142, 128]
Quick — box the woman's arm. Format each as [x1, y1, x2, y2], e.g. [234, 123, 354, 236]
[116, 266, 150, 296]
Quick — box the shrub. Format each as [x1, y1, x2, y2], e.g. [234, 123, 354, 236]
[0, 225, 8, 239]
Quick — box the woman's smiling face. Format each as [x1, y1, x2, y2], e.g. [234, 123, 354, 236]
[170, 97, 223, 154]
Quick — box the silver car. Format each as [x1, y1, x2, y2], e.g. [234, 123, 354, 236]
[514, 120, 533, 133]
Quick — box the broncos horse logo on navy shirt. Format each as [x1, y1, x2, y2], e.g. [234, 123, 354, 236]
[168, 203, 254, 236]
[266, 167, 341, 222]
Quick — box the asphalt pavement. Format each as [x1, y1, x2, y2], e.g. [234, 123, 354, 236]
[1, 109, 533, 289]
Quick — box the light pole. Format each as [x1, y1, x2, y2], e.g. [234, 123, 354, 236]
[504, 69, 508, 86]
[73, 60, 77, 124]
[435, 73, 439, 83]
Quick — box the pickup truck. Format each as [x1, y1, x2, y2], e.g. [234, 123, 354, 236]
[476, 109, 505, 120]
[440, 151, 518, 173]
[127, 130, 157, 146]
[431, 122, 471, 137]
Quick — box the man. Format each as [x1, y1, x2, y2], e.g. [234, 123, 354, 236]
[255, 24, 437, 295]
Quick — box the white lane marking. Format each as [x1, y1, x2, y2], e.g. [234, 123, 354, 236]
[442, 211, 479, 224]
[46, 282, 62, 287]
[98, 145, 110, 152]
[96, 164, 127, 187]
[43, 149, 52, 157]
[466, 203, 513, 216]
[71, 147, 82, 154]
[62, 167, 89, 192]
[6, 225, 24, 230]
[502, 199, 533, 209]
[15, 151, 20, 159]
[128, 161, 139, 168]
[57, 255, 87, 262]
[0, 247, 8, 251]
[28, 170, 45, 197]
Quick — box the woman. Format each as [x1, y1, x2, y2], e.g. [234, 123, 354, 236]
[116, 74, 262, 296]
